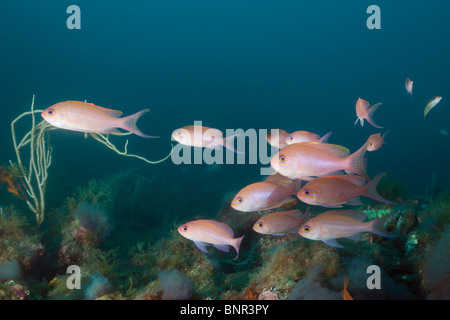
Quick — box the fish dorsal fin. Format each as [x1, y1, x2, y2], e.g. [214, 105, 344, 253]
[262, 196, 296, 210]
[304, 143, 350, 158]
[275, 209, 304, 220]
[100, 107, 123, 118]
[202, 220, 234, 238]
[322, 209, 367, 221]
[333, 174, 368, 186]
[77, 101, 123, 118]
[291, 131, 320, 141]
[265, 180, 294, 188]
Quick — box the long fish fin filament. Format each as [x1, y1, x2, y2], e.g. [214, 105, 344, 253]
[364, 173, 397, 205]
[233, 235, 245, 260]
[369, 213, 396, 238]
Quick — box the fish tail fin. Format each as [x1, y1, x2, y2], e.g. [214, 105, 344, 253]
[232, 235, 245, 260]
[366, 103, 383, 128]
[224, 134, 245, 154]
[344, 141, 369, 179]
[369, 213, 396, 238]
[121, 109, 159, 138]
[319, 131, 332, 143]
[364, 173, 397, 204]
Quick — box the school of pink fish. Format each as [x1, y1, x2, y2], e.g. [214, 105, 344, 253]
[39, 78, 443, 258]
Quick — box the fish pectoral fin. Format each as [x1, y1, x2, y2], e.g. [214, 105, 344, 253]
[322, 238, 344, 248]
[194, 241, 209, 253]
[213, 244, 230, 252]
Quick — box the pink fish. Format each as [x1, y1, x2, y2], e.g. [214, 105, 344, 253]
[41, 101, 155, 138]
[424, 96, 442, 118]
[270, 141, 369, 181]
[253, 209, 307, 236]
[354, 98, 383, 128]
[177, 219, 244, 260]
[298, 210, 395, 248]
[172, 125, 240, 153]
[405, 78, 413, 96]
[297, 173, 395, 208]
[266, 129, 290, 149]
[285, 131, 332, 145]
[231, 179, 302, 212]
[366, 131, 389, 152]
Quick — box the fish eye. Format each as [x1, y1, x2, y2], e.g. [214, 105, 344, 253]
[303, 189, 311, 196]
[279, 155, 287, 163]
[257, 222, 264, 228]
[289, 136, 294, 141]
[237, 197, 243, 203]
[47, 108, 55, 116]
[177, 131, 182, 135]
[181, 225, 188, 231]
[303, 225, 311, 233]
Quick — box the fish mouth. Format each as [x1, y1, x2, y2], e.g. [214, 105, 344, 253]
[230, 201, 240, 210]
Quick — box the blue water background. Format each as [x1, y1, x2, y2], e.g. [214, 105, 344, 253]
[0, 1, 449, 234]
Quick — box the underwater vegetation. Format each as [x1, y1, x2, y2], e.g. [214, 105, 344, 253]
[422, 225, 450, 299]
[0, 207, 42, 300]
[0, 95, 449, 301]
[0, 153, 445, 303]
[0, 97, 448, 300]
[7, 96, 172, 226]
[0, 158, 449, 300]
[0, 165, 29, 201]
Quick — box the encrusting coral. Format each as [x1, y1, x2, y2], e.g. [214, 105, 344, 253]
[0, 206, 41, 300]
